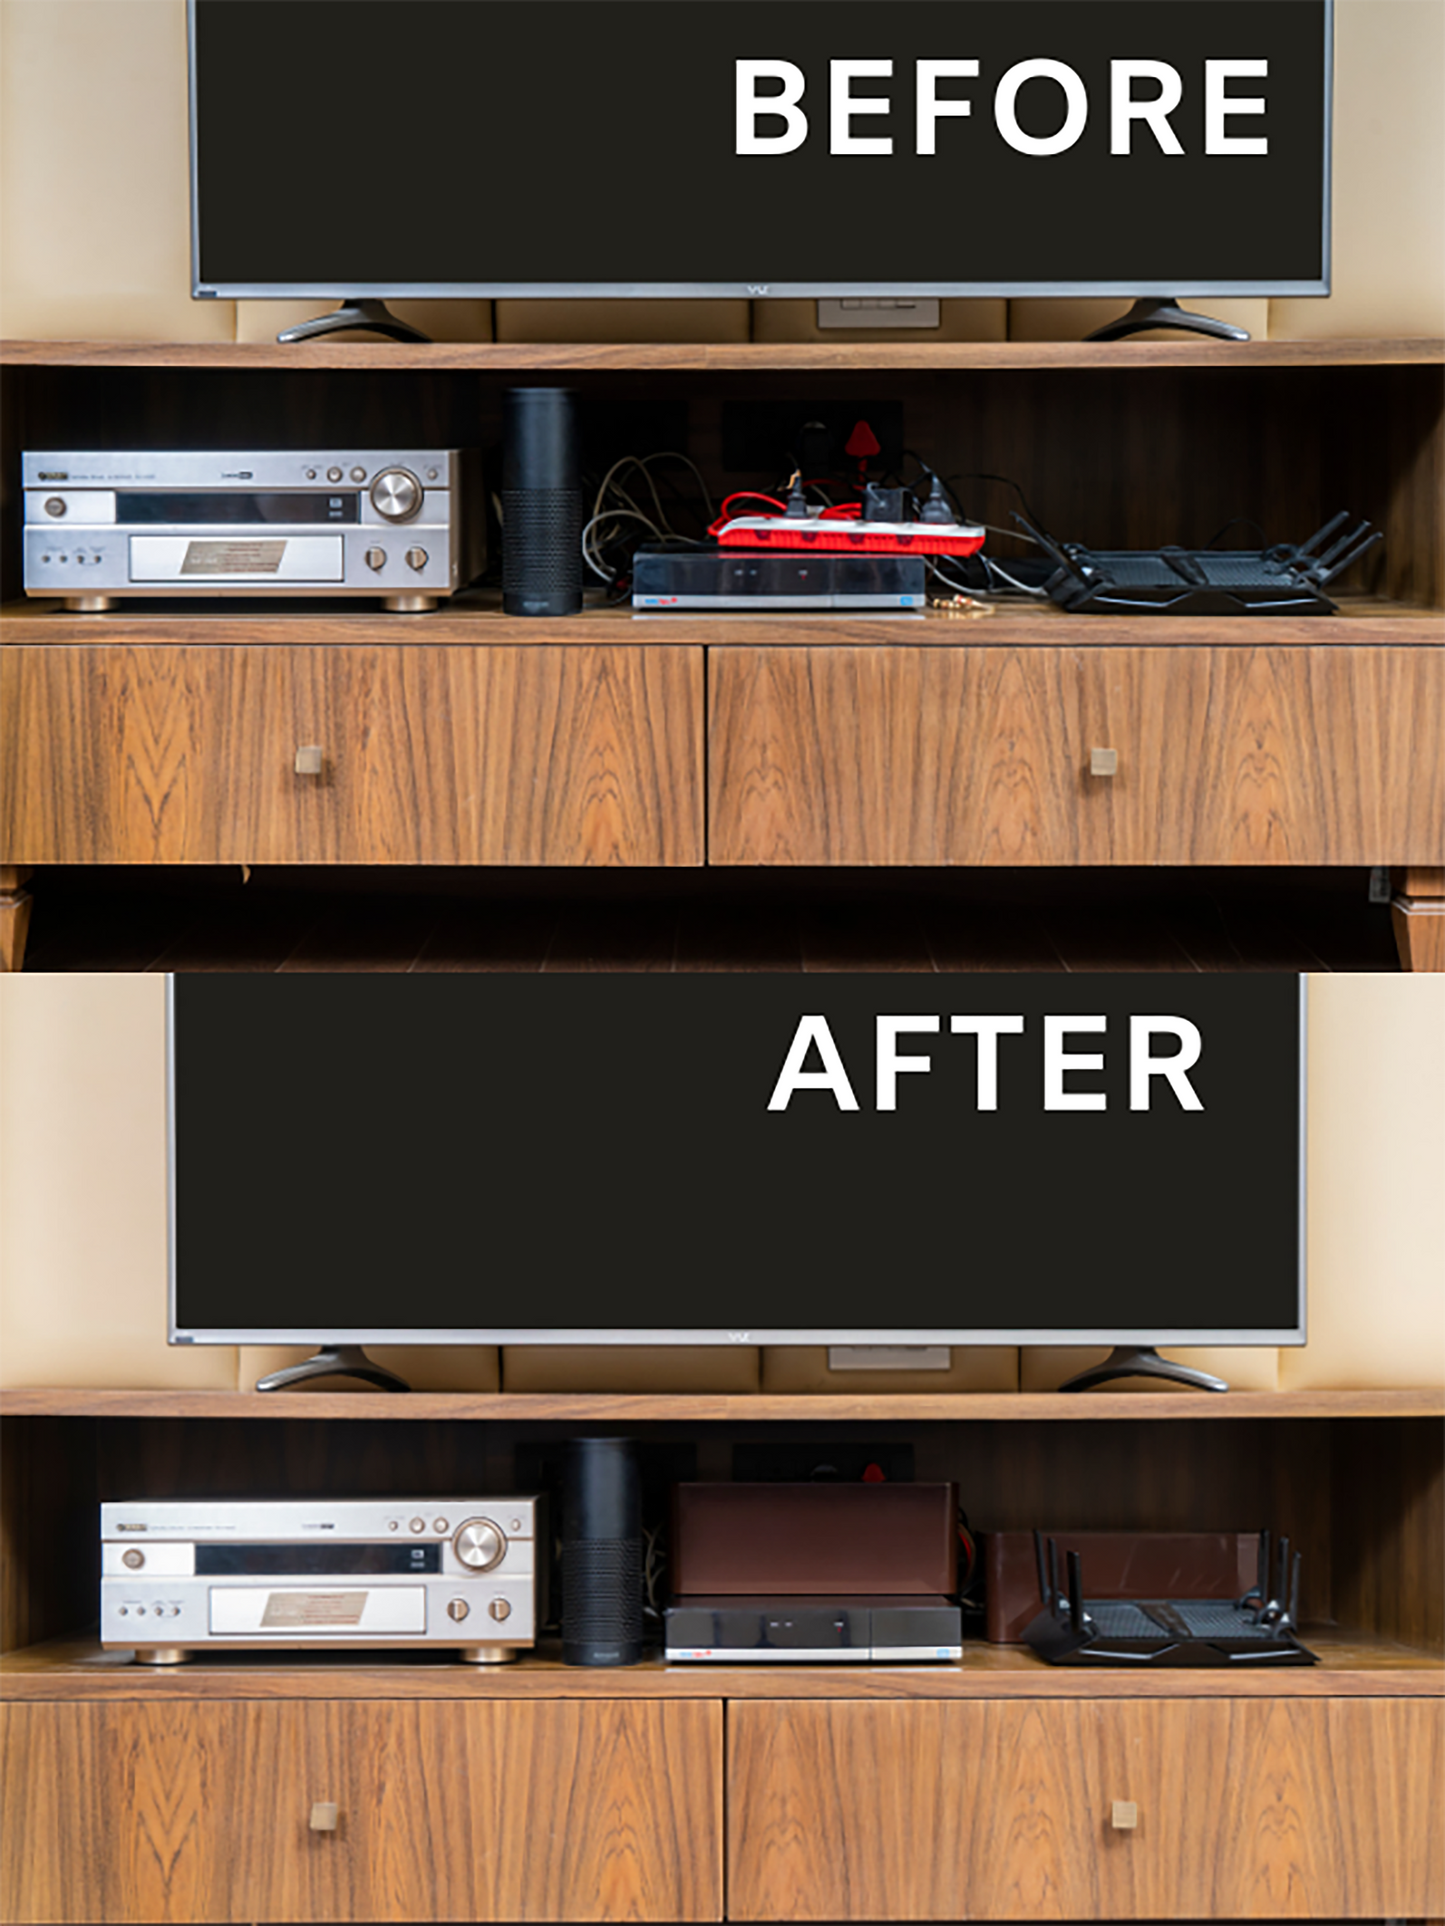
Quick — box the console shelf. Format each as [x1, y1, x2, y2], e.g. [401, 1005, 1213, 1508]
[3, 335, 1441, 971]
[2, 1630, 1437, 1702]
[3, 591, 1441, 651]
[4, 1386, 1442, 1422]
[3, 1387, 1440, 1922]
[3, 335, 1441, 373]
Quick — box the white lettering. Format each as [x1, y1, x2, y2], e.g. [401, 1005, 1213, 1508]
[1110, 60, 1184, 155]
[1043, 1015, 1108, 1111]
[876, 1015, 941, 1111]
[767, 1015, 861, 1111]
[1129, 1016, 1205, 1110]
[916, 58, 977, 155]
[736, 60, 809, 156]
[1205, 59, 1268, 155]
[948, 1015, 1027, 1111]
[831, 59, 894, 156]
[995, 59, 1088, 157]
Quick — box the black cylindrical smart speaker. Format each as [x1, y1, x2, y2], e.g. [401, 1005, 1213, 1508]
[561, 1437, 643, 1666]
[502, 387, 583, 616]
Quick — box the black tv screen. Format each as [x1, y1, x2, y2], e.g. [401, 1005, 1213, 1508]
[168, 974, 1306, 1348]
[190, 0, 1331, 299]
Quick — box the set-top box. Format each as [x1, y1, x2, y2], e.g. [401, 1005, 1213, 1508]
[23, 451, 482, 611]
[101, 1497, 542, 1664]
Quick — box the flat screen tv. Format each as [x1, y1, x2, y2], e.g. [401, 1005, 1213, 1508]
[189, 0, 1331, 319]
[168, 975, 1306, 1391]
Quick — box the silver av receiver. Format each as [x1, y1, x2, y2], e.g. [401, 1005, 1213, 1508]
[23, 451, 483, 611]
[101, 1497, 542, 1664]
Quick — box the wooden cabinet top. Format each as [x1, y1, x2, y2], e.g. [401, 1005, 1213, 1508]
[3, 1386, 1441, 1421]
[2, 594, 1441, 650]
[2, 1630, 1438, 1701]
[3, 337, 1443, 373]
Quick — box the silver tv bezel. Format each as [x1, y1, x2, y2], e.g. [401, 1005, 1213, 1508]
[187, 0, 1333, 307]
[166, 976, 1309, 1351]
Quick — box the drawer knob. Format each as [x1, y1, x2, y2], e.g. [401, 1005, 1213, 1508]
[1089, 747, 1119, 778]
[310, 1802, 339, 1833]
[1110, 1800, 1139, 1831]
[294, 746, 324, 777]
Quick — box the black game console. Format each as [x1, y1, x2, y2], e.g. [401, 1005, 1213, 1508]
[632, 542, 926, 610]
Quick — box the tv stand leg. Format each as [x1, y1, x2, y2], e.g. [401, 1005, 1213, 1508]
[1059, 1345, 1229, 1393]
[254, 1344, 412, 1392]
[1086, 298, 1250, 343]
[276, 300, 430, 345]
[1391, 867, 1445, 972]
[0, 868, 34, 972]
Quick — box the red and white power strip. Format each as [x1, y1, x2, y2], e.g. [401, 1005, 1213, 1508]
[715, 512, 986, 558]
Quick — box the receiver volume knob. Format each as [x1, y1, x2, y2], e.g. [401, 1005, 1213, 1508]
[370, 468, 423, 523]
[453, 1519, 505, 1571]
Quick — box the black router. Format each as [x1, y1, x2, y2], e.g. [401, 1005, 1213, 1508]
[1021, 511, 1383, 616]
[1022, 1528, 1318, 1667]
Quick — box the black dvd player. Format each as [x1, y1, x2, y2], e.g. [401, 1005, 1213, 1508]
[633, 543, 926, 610]
[664, 1594, 962, 1662]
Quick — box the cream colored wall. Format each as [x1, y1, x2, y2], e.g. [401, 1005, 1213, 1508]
[2, 974, 1440, 1394]
[0, 975, 232, 1387]
[2, 0, 1440, 344]
[1280, 974, 1445, 1390]
[0, 0, 234, 342]
[1272, 0, 1445, 338]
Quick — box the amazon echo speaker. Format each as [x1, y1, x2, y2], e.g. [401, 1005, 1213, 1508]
[562, 1437, 642, 1665]
[503, 386, 583, 616]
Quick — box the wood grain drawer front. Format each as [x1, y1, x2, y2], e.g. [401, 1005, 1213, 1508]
[726, 1697, 1444, 1921]
[0, 645, 703, 867]
[707, 645, 1444, 865]
[0, 1698, 723, 1924]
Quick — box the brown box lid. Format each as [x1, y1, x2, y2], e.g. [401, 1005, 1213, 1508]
[982, 1530, 1260, 1643]
[673, 1483, 958, 1596]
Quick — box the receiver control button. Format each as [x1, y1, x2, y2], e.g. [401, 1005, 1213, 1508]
[305, 467, 317, 480]
[433, 1517, 449, 1533]
[405, 546, 428, 572]
[453, 1518, 505, 1571]
[44, 497, 66, 517]
[446, 1598, 471, 1622]
[371, 468, 423, 523]
[410, 1517, 426, 1533]
[488, 1598, 512, 1622]
[122, 1549, 145, 1569]
[327, 466, 343, 483]
[350, 466, 367, 482]
[364, 546, 387, 572]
